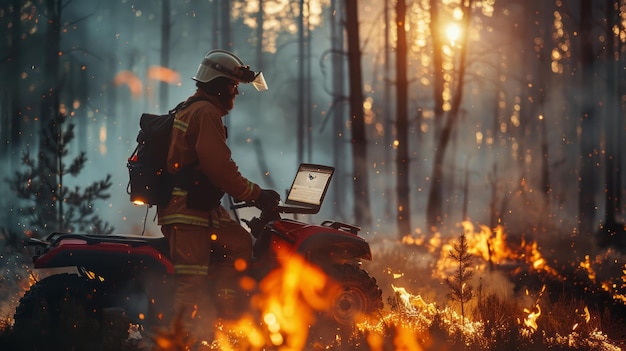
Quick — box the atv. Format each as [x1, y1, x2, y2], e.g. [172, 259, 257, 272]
[12, 164, 382, 350]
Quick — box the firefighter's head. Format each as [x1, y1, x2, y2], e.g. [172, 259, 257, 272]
[193, 50, 267, 91]
[194, 50, 267, 110]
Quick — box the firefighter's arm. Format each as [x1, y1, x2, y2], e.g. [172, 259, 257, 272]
[194, 113, 261, 202]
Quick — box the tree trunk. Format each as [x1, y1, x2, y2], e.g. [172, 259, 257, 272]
[345, 0, 371, 227]
[331, 0, 347, 220]
[8, 0, 22, 150]
[429, 0, 445, 138]
[256, 0, 265, 71]
[395, 0, 411, 238]
[219, 0, 232, 133]
[40, 0, 62, 231]
[426, 0, 473, 232]
[160, 0, 171, 109]
[297, 0, 311, 164]
[518, 0, 557, 215]
[600, 0, 624, 247]
[383, 0, 394, 221]
[40, 0, 61, 128]
[221, 0, 232, 50]
[577, 0, 598, 237]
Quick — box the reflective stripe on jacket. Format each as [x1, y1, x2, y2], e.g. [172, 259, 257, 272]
[174, 264, 209, 275]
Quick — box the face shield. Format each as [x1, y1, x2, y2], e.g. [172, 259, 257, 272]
[251, 72, 268, 92]
[233, 65, 268, 92]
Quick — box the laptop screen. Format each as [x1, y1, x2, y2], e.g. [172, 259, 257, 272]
[279, 164, 334, 214]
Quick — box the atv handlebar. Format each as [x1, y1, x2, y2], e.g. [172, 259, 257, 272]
[229, 200, 281, 238]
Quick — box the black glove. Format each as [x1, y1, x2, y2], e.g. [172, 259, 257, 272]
[255, 189, 280, 211]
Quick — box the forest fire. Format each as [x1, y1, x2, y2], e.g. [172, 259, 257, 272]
[142, 220, 626, 350]
[1, 219, 625, 350]
[2, 0, 626, 350]
[74, 220, 625, 350]
[361, 221, 626, 350]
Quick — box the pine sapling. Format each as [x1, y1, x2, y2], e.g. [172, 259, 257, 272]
[446, 232, 474, 326]
[5, 112, 113, 236]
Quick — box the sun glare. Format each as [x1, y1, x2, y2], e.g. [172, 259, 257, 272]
[445, 22, 462, 46]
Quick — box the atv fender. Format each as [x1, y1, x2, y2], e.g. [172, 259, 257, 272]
[33, 234, 174, 274]
[295, 231, 372, 262]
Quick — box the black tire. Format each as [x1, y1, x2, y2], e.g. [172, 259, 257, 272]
[307, 264, 383, 349]
[13, 273, 132, 351]
[326, 264, 383, 326]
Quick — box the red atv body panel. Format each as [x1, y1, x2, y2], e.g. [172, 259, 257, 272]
[32, 234, 174, 274]
[263, 219, 372, 261]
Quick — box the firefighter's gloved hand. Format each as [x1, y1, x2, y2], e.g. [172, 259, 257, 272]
[255, 189, 280, 211]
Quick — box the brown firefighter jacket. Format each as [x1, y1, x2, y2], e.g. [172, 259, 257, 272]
[157, 90, 261, 227]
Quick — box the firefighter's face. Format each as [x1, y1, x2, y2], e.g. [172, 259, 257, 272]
[220, 79, 239, 110]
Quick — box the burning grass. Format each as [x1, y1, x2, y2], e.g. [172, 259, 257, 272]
[1, 221, 625, 350]
[142, 222, 626, 350]
[357, 221, 626, 351]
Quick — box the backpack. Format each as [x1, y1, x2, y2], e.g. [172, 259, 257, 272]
[127, 98, 204, 207]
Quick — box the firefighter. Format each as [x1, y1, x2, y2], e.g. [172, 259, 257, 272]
[157, 49, 279, 344]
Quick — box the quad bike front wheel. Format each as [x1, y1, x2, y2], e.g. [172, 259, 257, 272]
[327, 263, 384, 326]
[13, 273, 135, 351]
[307, 263, 383, 348]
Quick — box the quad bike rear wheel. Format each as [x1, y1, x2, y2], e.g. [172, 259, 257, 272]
[13, 273, 134, 351]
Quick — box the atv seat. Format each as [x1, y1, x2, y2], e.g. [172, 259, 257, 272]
[44, 232, 170, 258]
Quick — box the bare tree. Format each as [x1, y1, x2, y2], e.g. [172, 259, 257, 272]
[40, 0, 62, 131]
[329, 0, 348, 220]
[382, 0, 395, 221]
[1, 0, 23, 153]
[255, 0, 265, 71]
[297, 0, 312, 164]
[159, 0, 171, 109]
[395, 0, 411, 238]
[345, 0, 371, 226]
[577, 0, 599, 237]
[426, 0, 474, 232]
[429, 0, 445, 138]
[600, 0, 625, 248]
[221, 0, 232, 50]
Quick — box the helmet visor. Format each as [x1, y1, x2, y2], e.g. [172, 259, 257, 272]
[251, 72, 268, 92]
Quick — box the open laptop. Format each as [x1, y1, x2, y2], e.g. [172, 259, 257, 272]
[276, 163, 334, 214]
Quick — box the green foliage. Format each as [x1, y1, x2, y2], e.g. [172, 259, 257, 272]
[5, 112, 113, 236]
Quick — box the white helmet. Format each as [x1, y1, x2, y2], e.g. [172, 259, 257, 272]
[193, 49, 268, 91]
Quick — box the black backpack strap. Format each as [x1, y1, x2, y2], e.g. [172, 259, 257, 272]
[170, 97, 208, 115]
[168, 98, 205, 183]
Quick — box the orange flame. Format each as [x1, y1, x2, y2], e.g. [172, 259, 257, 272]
[579, 255, 596, 283]
[391, 285, 438, 317]
[522, 240, 561, 277]
[523, 304, 541, 332]
[211, 250, 336, 351]
[147, 65, 181, 85]
[467, 222, 516, 264]
[112, 70, 143, 98]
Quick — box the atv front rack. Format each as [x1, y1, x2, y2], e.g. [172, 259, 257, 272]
[321, 220, 361, 234]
